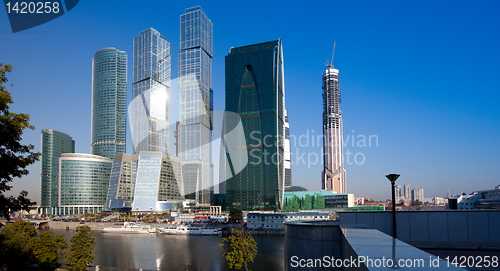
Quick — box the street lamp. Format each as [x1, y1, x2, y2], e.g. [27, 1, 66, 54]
[386, 174, 400, 238]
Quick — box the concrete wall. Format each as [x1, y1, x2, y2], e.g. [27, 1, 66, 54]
[284, 221, 342, 270]
[339, 210, 500, 246]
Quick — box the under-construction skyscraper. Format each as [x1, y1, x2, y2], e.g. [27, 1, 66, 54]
[322, 64, 346, 193]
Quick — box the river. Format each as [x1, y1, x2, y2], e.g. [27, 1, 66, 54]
[53, 230, 284, 271]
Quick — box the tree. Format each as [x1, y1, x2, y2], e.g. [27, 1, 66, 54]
[0, 220, 37, 270]
[0, 63, 40, 219]
[219, 228, 257, 271]
[32, 231, 68, 269]
[228, 208, 243, 224]
[66, 225, 96, 271]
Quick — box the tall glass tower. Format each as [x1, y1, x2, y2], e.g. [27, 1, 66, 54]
[322, 65, 346, 193]
[178, 6, 213, 206]
[91, 48, 127, 159]
[130, 28, 171, 154]
[40, 129, 75, 214]
[224, 39, 285, 211]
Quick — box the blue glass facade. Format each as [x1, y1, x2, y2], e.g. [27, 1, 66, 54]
[40, 129, 75, 214]
[58, 153, 112, 215]
[105, 153, 139, 210]
[132, 152, 184, 212]
[91, 48, 127, 159]
[224, 40, 285, 211]
[131, 28, 171, 154]
[179, 6, 213, 206]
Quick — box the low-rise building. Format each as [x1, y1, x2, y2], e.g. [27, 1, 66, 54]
[247, 212, 329, 230]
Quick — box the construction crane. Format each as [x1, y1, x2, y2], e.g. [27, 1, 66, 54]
[325, 42, 336, 68]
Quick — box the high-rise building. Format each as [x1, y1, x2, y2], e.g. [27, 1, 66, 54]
[404, 183, 411, 200]
[104, 153, 139, 211]
[224, 39, 285, 211]
[132, 152, 184, 212]
[322, 65, 346, 193]
[91, 48, 127, 159]
[395, 184, 402, 197]
[130, 28, 171, 154]
[412, 188, 424, 203]
[178, 6, 213, 206]
[40, 129, 75, 215]
[284, 109, 292, 187]
[58, 153, 112, 215]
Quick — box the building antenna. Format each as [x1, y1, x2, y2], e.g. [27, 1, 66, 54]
[326, 42, 336, 68]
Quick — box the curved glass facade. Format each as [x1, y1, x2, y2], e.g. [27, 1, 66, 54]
[91, 48, 127, 159]
[58, 153, 112, 214]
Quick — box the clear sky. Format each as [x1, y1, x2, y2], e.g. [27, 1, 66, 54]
[1, 0, 499, 203]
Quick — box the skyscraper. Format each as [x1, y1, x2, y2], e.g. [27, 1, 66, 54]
[91, 48, 127, 159]
[284, 109, 292, 187]
[178, 6, 213, 206]
[224, 39, 285, 211]
[322, 64, 346, 193]
[130, 28, 171, 154]
[40, 129, 75, 215]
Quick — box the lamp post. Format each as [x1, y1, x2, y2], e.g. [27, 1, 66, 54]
[386, 174, 400, 238]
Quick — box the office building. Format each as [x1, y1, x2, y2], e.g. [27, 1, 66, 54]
[395, 184, 402, 197]
[104, 153, 139, 211]
[130, 28, 171, 154]
[412, 188, 424, 203]
[40, 129, 75, 215]
[58, 153, 112, 215]
[284, 109, 292, 187]
[178, 6, 214, 206]
[404, 183, 411, 200]
[132, 152, 184, 212]
[224, 39, 285, 211]
[322, 64, 346, 193]
[91, 48, 127, 159]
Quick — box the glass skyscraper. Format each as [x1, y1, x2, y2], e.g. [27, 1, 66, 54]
[224, 39, 286, 211]
[322, 65, 346, 193]
[91, 48, 127, 159]
[178, 6, 213, 206]
[130, 28, 171, 154]
[40, 129, 75, 214]
[58, 153, 112, 215]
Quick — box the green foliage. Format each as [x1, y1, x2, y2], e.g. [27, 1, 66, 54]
[0, 63, 40, 219]
[219, 228, 257, 271]
[0, 220, 38, 270]
[229, 208, 243, 223]
[32, 231, 68, 269]
[0, 220, 69, 270]
[66, 225, 96, 271]
[411, 200, 423, 206]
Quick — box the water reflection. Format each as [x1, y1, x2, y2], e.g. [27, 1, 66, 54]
[52, 230, 284, 271]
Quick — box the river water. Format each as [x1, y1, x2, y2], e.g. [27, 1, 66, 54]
[53, 230, 284, 271]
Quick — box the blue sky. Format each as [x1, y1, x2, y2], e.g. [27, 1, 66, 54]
[1, 0, 499, 202]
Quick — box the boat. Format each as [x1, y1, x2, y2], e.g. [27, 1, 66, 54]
[102, 222, 156, 234]
[157, 224, 221, 235]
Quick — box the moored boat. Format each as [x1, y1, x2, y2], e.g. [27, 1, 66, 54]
[157, 224, 221, 235]
[102, 222, 155, 234]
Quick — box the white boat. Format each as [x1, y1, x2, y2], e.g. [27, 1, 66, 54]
[157, 224, 221, 235]
[102, 222, 156, 234]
